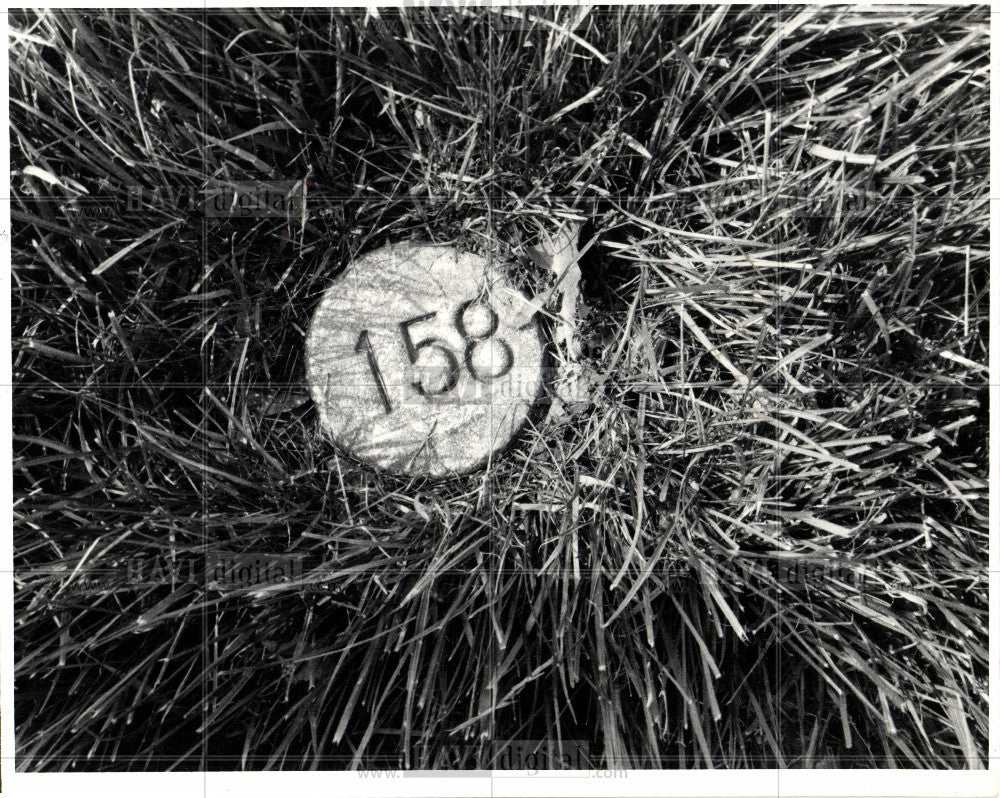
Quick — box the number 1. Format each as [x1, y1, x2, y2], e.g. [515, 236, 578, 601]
[354, 329, 392, 414]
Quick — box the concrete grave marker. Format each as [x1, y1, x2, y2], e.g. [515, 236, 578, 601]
[306, 243, 544, 476]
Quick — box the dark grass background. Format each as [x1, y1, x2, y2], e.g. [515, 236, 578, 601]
[10, 6, 989, 770]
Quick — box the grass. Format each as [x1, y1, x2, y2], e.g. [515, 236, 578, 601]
[11, 6, 989, 770]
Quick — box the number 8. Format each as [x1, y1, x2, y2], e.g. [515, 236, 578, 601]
[455, 299, 514, 382]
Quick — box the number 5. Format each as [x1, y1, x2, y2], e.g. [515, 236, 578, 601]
[399, 312, 460, 397]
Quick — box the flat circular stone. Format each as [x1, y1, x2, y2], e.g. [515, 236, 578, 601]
[306, 242, 544, 476]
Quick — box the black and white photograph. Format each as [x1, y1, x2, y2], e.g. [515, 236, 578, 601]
[7, 3, 995, 791]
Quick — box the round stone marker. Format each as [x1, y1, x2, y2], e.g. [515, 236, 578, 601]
[306, 242, 544, 476]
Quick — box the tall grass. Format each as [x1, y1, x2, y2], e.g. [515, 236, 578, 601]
[11, 6, 988, 769]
